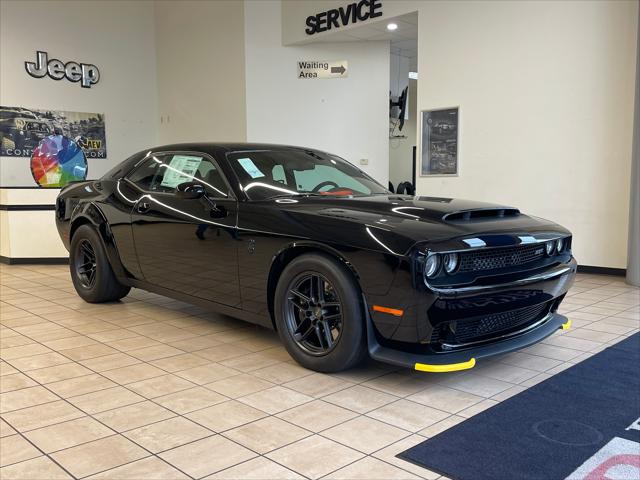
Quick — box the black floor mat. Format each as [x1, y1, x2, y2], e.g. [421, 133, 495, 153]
[397, 333, 640, 480]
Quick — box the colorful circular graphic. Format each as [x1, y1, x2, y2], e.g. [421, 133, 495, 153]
[30, 135, 88, 187]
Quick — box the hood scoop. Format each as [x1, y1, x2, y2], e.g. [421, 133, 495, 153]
[443, 207, 520, 222]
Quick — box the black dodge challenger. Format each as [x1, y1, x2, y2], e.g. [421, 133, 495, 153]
[56, 143, 577, 372]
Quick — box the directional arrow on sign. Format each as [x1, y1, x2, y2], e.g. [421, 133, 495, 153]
[331, 65, 346, 75]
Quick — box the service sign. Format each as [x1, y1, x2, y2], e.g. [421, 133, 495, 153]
[305, 0, 382, 35]
[298, 61, 348, 79]
[0, 105, 107, 158]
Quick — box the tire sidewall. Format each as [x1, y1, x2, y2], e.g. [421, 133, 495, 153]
[69, 225, 109, 302]
[274, 253, 365, 372]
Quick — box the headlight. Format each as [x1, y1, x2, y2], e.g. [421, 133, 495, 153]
[556, 238, 564, 253]
[424, 253, 440, 278]
[545, 241, 555, 256]
[443, 253, 459, 274]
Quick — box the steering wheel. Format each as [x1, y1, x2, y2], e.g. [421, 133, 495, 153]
[312, 181, 340, 193]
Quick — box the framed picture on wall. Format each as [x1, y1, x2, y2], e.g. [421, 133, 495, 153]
[420, 107, 459, 176]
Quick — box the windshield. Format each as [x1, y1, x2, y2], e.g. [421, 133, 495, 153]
[227, 150, 388, 200]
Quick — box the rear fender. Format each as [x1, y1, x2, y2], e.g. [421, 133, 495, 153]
[70, 202, 128, 280]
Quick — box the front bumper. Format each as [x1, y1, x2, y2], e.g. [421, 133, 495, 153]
[368, 311, 570, 371]
[366, 257, 577, 371]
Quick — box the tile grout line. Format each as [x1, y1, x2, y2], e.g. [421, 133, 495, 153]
[1, 267, 638, 479]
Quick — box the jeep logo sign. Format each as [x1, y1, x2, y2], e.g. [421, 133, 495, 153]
[25, 51, 100, 88]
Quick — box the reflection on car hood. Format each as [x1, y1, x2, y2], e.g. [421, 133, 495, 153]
[278, 195, 567, 255]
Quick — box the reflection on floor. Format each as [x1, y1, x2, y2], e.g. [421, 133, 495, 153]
[0, 264, 638, 480]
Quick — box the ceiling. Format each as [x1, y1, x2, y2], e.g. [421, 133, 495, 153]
[308, 12, 418, 70]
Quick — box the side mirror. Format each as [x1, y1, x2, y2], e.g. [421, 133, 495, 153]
[176, 181, 205, 200]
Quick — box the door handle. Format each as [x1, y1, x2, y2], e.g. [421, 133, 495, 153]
[136, 201, 151, 214]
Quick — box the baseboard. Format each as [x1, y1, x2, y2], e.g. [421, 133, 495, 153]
[0, 204, 56, 211]
[0, 256, 69, 265]
[577, 265, 626, 276]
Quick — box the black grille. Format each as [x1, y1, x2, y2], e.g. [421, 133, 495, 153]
[458, 243, 546, 273]
[430, 302, 550, 345]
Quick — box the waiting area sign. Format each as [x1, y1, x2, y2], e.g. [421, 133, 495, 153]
[297, 60, 348, 79]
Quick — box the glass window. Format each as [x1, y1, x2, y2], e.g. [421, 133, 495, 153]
[127, 157, 161, 191]
[227, 150, 387, 200]
[127, 154, 229, 197]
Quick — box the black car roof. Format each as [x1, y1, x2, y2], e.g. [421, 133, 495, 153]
[148, 142, 326, 156]
[103, 143, 332, 181]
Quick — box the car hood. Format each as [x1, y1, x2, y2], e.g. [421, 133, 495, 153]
[276, 195, 569, 255]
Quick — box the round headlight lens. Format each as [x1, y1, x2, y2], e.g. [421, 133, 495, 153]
[443, 253, 459, 274]
[556, 238, 564, 253]
[545, 241, 555, 256]
[424, 253, 440, 278]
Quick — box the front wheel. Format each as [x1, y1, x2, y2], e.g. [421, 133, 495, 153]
[69, 224, 130, 303]
[274, 253, 366, 372]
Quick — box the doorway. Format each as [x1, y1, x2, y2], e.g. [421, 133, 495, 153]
[387, 13, 418, 195]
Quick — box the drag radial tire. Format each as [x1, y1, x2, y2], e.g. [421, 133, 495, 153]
[274, 253, 367, 372]
[69, 224, 130, 303]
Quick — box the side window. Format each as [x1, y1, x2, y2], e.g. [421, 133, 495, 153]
[127, 154, 229, 197]
[193, 159, 229, 198]
[127, 157, 162, 191]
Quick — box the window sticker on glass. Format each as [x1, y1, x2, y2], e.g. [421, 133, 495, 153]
[237, 157, 265, 179]
[160, 155, 203, 188]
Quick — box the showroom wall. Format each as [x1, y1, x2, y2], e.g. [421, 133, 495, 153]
[155, 0, 247, 144]
[1, 0, 637, 270]
[245, 0, 390, 185]
[0, 0, 159, 185]
[282, 0, 638, 270]
[414, 1, 637, 270]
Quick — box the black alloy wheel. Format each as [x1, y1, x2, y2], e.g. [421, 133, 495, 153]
[274, 252, 366, 372]
[284, 273, 343, 355]
[69, 224, 130, 303]
[74, 239, 97, 288]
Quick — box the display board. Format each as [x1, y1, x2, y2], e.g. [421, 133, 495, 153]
[0, 105, 106, 159]
[420, 107, 459, 176]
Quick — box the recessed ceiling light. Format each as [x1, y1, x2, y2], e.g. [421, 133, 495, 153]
[386, 23, 398, 31]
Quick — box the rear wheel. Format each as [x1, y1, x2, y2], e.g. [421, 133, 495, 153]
[274, 253, 366, 372]
[69, 224, 130, 303]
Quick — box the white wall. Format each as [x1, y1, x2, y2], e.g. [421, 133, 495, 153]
[155, 1, 247, 144]
[245, 0, 390, 185]
[1, 0, 636, 269]
[0, 0, 159, 186]
[415, 1, 637, 269]
[281, 0, 638, 269]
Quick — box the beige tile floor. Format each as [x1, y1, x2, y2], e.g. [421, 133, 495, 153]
[0, 264, 638, 480]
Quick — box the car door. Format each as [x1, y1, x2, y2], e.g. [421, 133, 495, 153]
[126, 151, 241, 308]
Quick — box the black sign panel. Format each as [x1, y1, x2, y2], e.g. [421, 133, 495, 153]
[305, 0, 383, 35]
